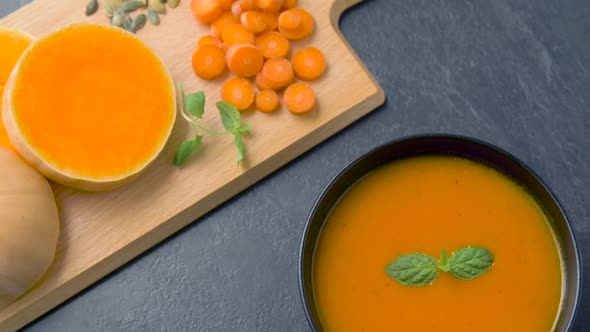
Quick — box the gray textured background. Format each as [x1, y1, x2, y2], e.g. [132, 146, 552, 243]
[1, 0, 589, 331]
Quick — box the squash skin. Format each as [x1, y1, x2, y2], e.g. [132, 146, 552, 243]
[0, 147, 59, 308]
[2, 24, 177, 191]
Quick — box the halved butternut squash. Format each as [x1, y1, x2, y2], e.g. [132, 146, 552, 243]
[0, 27, 33, 152]
[0, 147, 59, 308]
[2, 24, 176, 191]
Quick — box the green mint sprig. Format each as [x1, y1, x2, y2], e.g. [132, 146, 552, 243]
[385, 246, 493, 287]
[174, 82, 251, 167]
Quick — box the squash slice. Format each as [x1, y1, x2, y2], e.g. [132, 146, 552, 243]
[0, 27, 33, 151]
[2, 24, 176, 191]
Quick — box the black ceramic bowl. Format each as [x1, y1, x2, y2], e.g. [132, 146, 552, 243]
[299, 135, 581, 331]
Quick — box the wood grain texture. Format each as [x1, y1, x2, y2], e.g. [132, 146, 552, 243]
[0, 0, 384, 330]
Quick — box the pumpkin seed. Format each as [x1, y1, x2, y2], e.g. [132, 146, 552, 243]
[130, 13, 147, 32]
[149, 0, 167, 14]
[123, 15, 134, 31]
[167, 0, 180, 8]
[137, 0, 148, 5]
[111, 13, 125, 27]
[118, 0, 145, 14]
[146, 9, 160, 25]
[85, 0, 99, 16]
[103, 0, 123, 16]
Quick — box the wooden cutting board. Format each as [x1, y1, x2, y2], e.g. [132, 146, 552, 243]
[0, 0, 384, 330]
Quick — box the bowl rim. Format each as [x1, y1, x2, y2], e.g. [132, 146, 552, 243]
[298, 133, 582, 331]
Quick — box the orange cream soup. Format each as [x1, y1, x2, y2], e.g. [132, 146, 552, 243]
[313, 155, 563, 332]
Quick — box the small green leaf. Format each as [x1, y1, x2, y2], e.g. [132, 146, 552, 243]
[439, 248, 450, 271]
[237, 123, 251, 134]
[234, 134, 244, 162]
[171, 86, 253, 168]
[385, 253, 439, 287]
[217, 101, 241, 132]
[447, 247, 493, 280]
[174, 135, 202, 167]
[186, 91, 205, 118]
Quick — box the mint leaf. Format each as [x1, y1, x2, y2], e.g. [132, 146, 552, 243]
[385, 246, 494, 287]
[447, 247, 493, 280]
[174, 135, 202, 167]
[186, 91, 205, 118]
[238, 123, 251, 134]
[173, 83, 253, 167]
[385, 253, 439, 287]
[439, 248, 450, 271]
[217, 101, 241, 132]
[234, 134, 244, 162]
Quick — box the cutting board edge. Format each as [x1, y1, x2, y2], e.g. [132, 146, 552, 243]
[330, 0, 386, 109]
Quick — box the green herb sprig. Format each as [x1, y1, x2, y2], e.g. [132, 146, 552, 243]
[385, 246, 493, 287]
[174, 82, 251, 167]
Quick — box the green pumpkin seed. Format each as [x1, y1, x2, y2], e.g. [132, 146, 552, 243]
[111, 13, 125, 27]
[118, 0, 145, 14]
[103, 0, 123, 16]
[149, 0, 167, 14]
[146, 9, 160, 25]
[167, 0, 180, 8]
[85, 0, 99, 16]
[123, 15, 134, 31]
[130, 13, 147, 32]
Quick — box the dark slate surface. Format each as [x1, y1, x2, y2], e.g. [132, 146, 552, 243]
[1, 0, 588, 331]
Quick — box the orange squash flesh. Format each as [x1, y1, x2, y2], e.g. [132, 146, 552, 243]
[0, 28, 33, 151]
[3, 24, 176, 191]
[0, 85, 8, 150]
